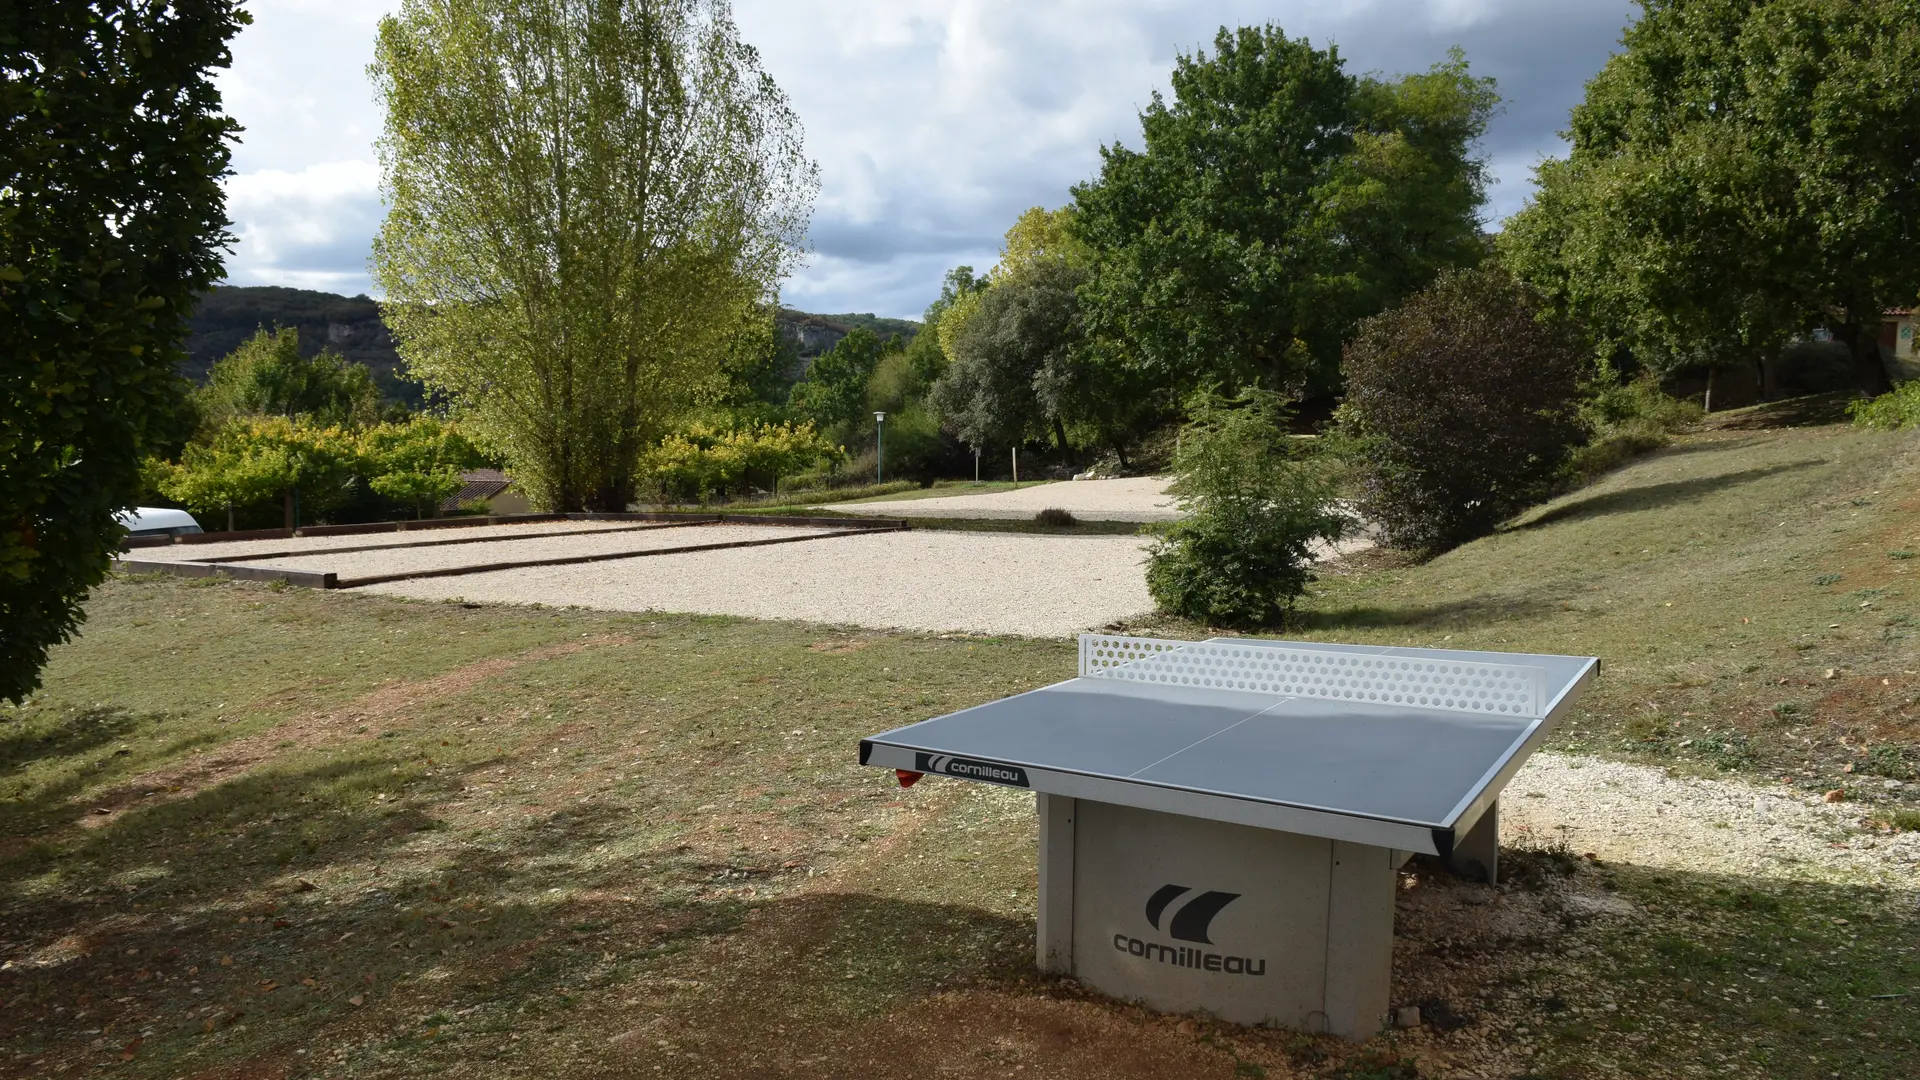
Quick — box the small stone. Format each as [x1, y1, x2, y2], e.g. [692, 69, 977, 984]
[1824, 789, 1846, 803]
[1884, 779, 1904, 790]
[1825, 668, 1839, 679]
[1395, 1005, 1422, 1029]
[293, 878, 318, 892]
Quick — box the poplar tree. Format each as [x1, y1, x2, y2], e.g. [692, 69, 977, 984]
[371, 0, 816, 511]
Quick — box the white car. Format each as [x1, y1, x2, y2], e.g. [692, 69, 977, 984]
[117, 507, 204, 538]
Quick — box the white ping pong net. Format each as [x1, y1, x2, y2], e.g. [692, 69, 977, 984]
[1078, 634, 1545, 718]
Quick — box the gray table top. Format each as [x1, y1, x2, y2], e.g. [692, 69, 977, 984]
[859, 638, 1597, 839]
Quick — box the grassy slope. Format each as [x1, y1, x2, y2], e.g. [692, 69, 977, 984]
[0, 408, 1915, 1079]
[1137, 404, 1920, 803]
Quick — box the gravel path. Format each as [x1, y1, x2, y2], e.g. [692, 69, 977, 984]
[362, 530, 1156, 637]
[129, 519, 650, 563]
[1505, 752, 1920, 888]
[222, 524, 828, 580]
[835, 477, 1180, 521]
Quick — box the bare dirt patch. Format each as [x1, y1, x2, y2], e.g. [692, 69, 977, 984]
[77, 634, 631, 823]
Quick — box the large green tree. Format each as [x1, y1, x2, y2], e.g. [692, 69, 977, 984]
[1502, 0, 1920, 396]
[1070, 27, 1497, 399]
[372, 0, 816, 512]
[1, 0, 246, 702]
[199, 326, 381, 430]
[930, 208, 1092, 455]
[787, 327, 894, 442]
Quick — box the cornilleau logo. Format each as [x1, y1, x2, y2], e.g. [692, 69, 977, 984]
[1144, 884, 1240, 944]
[914, 752, 1029, 787]
[1112, 884, 1266, 976]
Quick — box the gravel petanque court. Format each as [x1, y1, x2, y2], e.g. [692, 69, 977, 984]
[831, 476, 1181, 521]
[359, 529, 1157, 636]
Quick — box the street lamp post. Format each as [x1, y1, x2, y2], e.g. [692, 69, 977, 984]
[874, 411, 887, 484]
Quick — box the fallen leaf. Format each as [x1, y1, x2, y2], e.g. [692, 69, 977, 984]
[348, 995, 365, 1007]
[218, 955, 233, 967]
[91, 808, 111, 816]
[1825, 789, 1846, 803]
[120, 1037, 142, 1060]
[294, 878, 318, 893]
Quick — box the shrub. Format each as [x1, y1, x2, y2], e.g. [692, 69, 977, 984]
[1564, 370, 1703, 482]
[1034, 507, 1077, 526]
[1342, 266, 1587, 552]
[1850, 380, 1920, 431]
[1146, 391, 1348, 627]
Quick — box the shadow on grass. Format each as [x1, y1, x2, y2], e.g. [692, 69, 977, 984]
[1702, 392, 1858, 430]
[1520, 460, 1822, 530]
[1294, 590, 1563, 633]
[0, 705, 152, 774]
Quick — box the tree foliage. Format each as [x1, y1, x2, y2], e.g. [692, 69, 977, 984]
[157, 417, 361, 525]
[787, 327, 894, 441]
[1341, 267, 1588, 553]
[360, 417, 487, 518]
[640, 419, 839, 502]
[1145, 391, 1348, 627]
[1500, 0, 1920, 395]
[930, 252, 1084, 452]
[1071, 27, 1497, 400]
[0, 0, 246, 702]
[199, 325, 381, 430]
[371, 0, 816, 513]
[157, 415, 488, 524]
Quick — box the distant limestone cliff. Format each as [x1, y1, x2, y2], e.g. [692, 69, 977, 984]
[184, 286, 920, 404]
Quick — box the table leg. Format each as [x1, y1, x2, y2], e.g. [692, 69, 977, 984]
[1448, 799, 1499, 885]
[1324, 841, 1396, 1039]
[1036, 792, 1076, 974]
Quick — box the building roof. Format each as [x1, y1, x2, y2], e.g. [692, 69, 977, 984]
[442, 469, 513, 512]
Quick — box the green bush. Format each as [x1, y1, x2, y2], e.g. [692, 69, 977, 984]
[1850, 380, 1920, 431]
[1146, 392, 1348, 627]
[1564, 371, 1703, 482]
[1341, 266, 1587, 552]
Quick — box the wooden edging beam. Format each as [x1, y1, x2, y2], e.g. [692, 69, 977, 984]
[180, 519, 715, 563]
[333, 525, 906, 589]
[116, 559, 338, 589]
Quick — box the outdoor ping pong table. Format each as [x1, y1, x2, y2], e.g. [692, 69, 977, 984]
[858, 634, 1598, 1037]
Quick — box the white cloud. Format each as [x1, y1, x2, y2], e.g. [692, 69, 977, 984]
[215, 0, 1636, 315]
[221, 161, 383, 293]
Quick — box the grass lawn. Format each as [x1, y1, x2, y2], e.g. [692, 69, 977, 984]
[1, 403, 1916, 1078]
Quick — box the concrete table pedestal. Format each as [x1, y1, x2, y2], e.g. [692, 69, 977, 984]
[1037, 793, 1499, 1037]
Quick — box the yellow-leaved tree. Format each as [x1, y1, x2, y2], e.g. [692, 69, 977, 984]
[370, 0, 816, 511]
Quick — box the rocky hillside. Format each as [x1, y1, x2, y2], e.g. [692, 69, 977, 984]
[184, 286, 920, 405]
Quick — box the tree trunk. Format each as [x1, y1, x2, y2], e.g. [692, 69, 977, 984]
[1834, 316, 1894, 398]
[1704, 366, 1718, 413]
[1052, 416, 1073, 467]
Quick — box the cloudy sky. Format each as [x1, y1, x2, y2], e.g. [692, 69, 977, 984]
[217, 0, 1639, 319]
